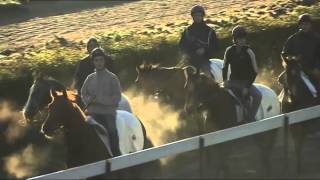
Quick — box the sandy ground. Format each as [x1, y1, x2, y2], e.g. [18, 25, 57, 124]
[0, 0, 295, 52]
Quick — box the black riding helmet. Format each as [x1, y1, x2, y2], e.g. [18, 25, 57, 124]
[90, 47, 107, 60]
[232, 25, 247, 40]
[298, 13, 313, 25]
[191, 5, 205, 16]
[86, 37, 99, 52]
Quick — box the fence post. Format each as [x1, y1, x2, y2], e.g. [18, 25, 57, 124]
[283, 115, 290, 176]
[199, 136, 205, 178]
[106, 160, 111, 175]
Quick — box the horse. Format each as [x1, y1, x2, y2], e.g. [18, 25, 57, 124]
[184, 70, 280, 177]
[42, 89, 112, 168]
[42, 89, 155, 178]
[23, 76, 132, 120]
[23, 76, 161, 176]
[279, 58, 320, 173]
[135, 59, 229, 107]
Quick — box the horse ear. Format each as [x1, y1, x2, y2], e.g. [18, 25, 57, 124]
[62, 89, 68, 98]
[50, 89, 58, 98]
[184, 66, 197, 75]
[136, 65, 141, 73]
[33, 71, 43, 81]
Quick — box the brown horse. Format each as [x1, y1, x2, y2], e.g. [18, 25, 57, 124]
[41, 89, 162, 178]
[279, 58, 320, 173]
[135, 59, 226, 108]
[41, 89, 112, 169]
[184, 71, 279, 177]
[135, 64, 188, 107]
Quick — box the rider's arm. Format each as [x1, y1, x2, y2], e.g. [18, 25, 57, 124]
[74, 60, 85, 92]
[222, 47, 231, 81]
[207, 29, 218, 58]
[179, 29, 196, 55]
[81, 75, 92, 106]
[247, 48, 258, 87]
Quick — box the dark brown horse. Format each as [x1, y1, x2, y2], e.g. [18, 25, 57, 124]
[279, 58, 320, 173]
[42, 90, 163, 178]
[41, 89, 112, 169]
[184, 71, 280, 177]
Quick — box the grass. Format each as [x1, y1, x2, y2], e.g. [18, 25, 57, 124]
[0, 0, 20, 5]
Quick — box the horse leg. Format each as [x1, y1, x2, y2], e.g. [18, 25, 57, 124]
[255, 131, 276, 177]
[291, 125, 305, 175]
[208, 143, 230, 178]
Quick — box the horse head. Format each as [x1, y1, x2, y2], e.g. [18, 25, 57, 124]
[41, 89, 81, 138]
[135, 63, 160, 91]
[183, 66, 220, 114]
[284, 56, 303, 81]
[23, 76, 66, 121]
[135, 63, 186, 102]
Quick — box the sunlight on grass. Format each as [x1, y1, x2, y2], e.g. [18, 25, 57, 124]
[0, 0, 20, 5]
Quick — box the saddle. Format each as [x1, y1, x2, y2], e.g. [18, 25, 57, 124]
[223, 80, 262, 123]
[86, 116, 114, 157]
[226, 88, 253, 124]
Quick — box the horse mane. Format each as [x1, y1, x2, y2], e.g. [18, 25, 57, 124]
[72, 102, 87, 122]
[138, 63, 160, 72]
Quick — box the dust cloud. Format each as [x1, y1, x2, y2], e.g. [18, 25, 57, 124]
[4, 144, 52, 178]
[124, 89, 182, 146]
[0, 101, 27, 144]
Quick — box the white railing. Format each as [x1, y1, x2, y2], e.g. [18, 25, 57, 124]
[28, 105, 320, 179]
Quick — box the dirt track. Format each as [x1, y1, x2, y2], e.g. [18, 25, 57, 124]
[0, 0, 294, 52]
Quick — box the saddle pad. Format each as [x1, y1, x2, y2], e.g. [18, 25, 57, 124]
[86, 111, 144, 156]
[118, 94, 133, 113]
[209, 59, 227, 83]
[116, 110, 144, 154]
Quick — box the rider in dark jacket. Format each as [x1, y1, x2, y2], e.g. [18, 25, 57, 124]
[74, 38, 115, 108]
[223, 26, 262, 122]
[179, 5, 218, 78]
[281, 14, 320, 96]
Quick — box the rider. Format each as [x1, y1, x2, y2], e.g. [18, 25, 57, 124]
[179, 5, 218, 79]
[81, 47, 122, 156]
[222, 25, 262, 122]
[74, 38, 115, 108]
[280, 14, 320, 97]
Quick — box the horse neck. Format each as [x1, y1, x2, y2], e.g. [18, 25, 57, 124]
[64, 104, 89, 137]
[286, 69, 318, 107]
[205, 87, 237, 129]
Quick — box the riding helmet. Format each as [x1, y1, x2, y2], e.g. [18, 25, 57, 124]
[90, 47, 107, 60]
[86, 37, 99, 53]
[232, 25, 247, 39]
[298, 13, 313, 25]
[191, 5, 205, 16]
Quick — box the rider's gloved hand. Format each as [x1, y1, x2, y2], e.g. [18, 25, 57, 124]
[196, 48, 205, 56]
[242, 88, 249, 97]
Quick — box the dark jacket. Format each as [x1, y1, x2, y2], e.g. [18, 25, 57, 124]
[74, 55, 115, 93]
[179, 21, 218, 67]
[223, 45, 258, 87]
[282, 30, 320, 73]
